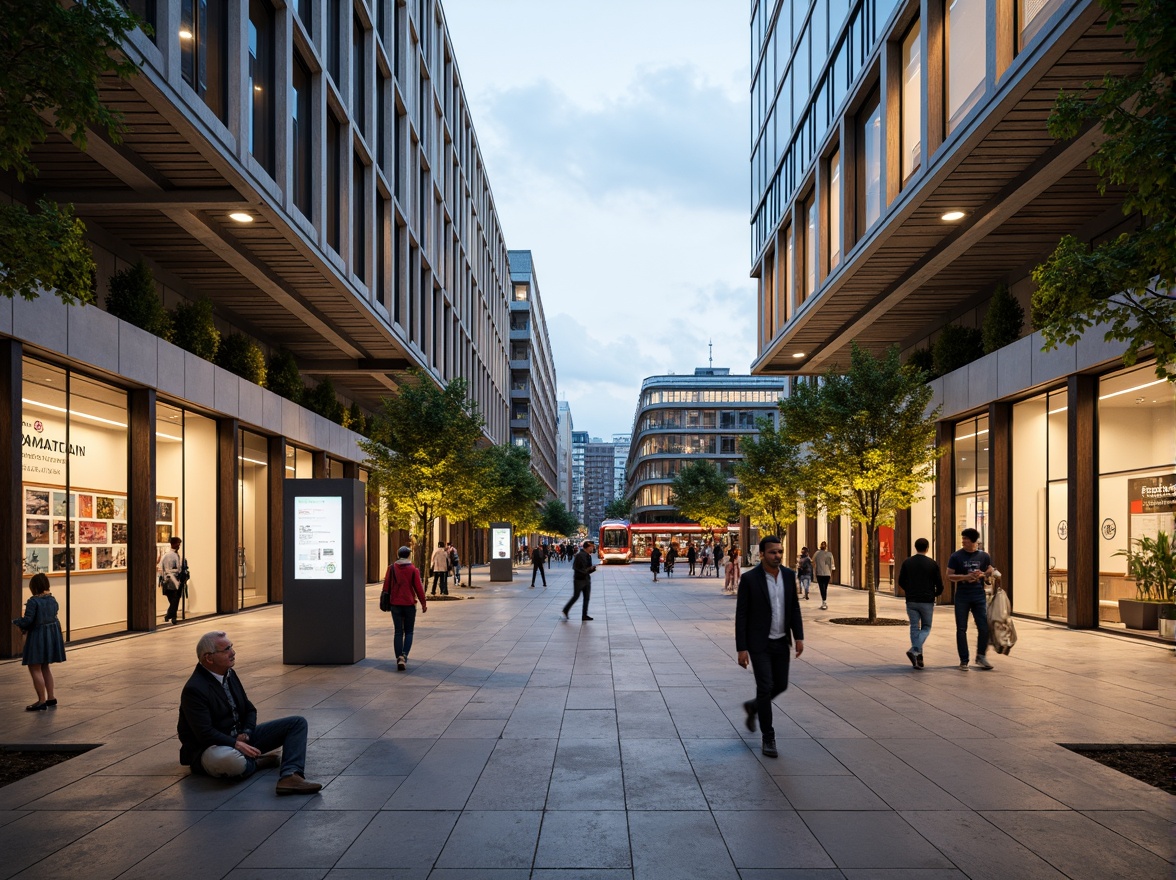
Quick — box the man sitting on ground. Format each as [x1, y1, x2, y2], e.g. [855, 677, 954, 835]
[178, 630, 322, 795]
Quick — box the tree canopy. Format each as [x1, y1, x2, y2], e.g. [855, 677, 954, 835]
[360, 371, 486, 565]
[734, 416, 803, 539]
[603, 497, 633, 520]
[0, 1, 145, 305]
[465, 443, 545, 534]
[779, 343, 941, 621]
[1030, 0, 1176, 380]
[669, 460, 737, 530]
[539, 499, 579, 537]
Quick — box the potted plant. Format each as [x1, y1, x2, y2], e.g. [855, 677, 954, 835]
[1115, 532, 1176, 632]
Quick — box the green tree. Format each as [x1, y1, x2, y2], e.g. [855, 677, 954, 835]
[0, 1, 144, 305]
[105, 259, 171, 337]
[734, 416, 803, 539]
[905, 346, 936, 379]
[1030, 0, 1176, 380]
[344, 402, 368, 437]
[779, 343, 942, 622]
[982, 282, 1025, 354]
[305, 376, 345, 423]
[170, 297, 220, 360]
[360, 371, 487, 569]
[466, 444, 545, 534]
[669, 460, 737, 529]
[266, 348, 303, 403]
[216, 334, 267, 386]
[540, 499, 579, 537]
[603, 497, 633, 520]
[931, 324, 983, 377]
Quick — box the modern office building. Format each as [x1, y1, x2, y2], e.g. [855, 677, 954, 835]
[749, 0, 1174, 631]
[612, 434, 631, 501]
[3, 0, 517, 654]
[507, 251, 559, 496]
[583, 439, 618, 537]
[556, 402, 574, 511]
[571, 430, 589, 526]
[625, 368, 787, 524]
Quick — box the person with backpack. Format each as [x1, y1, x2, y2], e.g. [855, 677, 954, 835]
[796, 547, 814, 601]
[448, 543, 461, 586]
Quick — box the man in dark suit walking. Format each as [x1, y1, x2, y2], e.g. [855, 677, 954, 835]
[563, 540, 597, 621]
[735, 536, 804, 758]
[178, 631, 321, 794]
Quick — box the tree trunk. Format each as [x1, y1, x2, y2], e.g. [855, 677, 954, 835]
[866, 523, 878, 622]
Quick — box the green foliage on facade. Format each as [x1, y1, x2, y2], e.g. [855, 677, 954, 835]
[1030, 0, 1176, 380]
[216, 334, 267, 386]
[266, 348, 303, 403]
[170, 297, 220, 361]
[932, 324, 984, 377]
[603, 497, 634, 520]
[541, 499, 580, 537]
[0, 201, 97, 304]
[0, 1, 144, 305]
[904, 346, 936, 379]
[105, 260, 171, 337]
[344, 402, 368, 437]
[779, 343, 942, 622]
[360, 371, 487, 559]
[982, 282, 1025, 354]
[669, 460, 738, 530]
[305, 377, 345, 424]
[734, 416, 803, 539]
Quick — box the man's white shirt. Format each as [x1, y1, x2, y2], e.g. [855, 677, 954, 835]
[766, 567, 786, 640]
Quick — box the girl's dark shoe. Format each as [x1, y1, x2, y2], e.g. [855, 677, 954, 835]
[26, 701, 47, 711]
[45, 699, 58, 708]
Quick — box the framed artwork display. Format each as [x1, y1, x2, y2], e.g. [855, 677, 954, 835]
[21, 482, 176, 578]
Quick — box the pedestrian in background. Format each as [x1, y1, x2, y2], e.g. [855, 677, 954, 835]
[382, 546, 428, 671]
[796, 547, 813, 600]
[448, 543, 461, 586]
[665, 544, 677, 578]
[897, 537, 943, 668]
[812, 541, 835, 610]
[724, 545, 742, 594]
[159, 536, 184, 624]
[948, 528, 994, 671]
[687, 542, 697, 576]
[12, 573, 66, 711]
[430, 542, 450, 596]
[700, 543, 712, 576]
[714, 542, 725, 579]
[650, 544, 663, 582]
[530, 543, 547, 588]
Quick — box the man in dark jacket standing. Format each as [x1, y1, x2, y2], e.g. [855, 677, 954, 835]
[178, 631, 321, 794]
[736, 536, 803, 758]
[563, 540, 597, 620]
[897, 537, 944, 668]
[530, 543, 547, 588]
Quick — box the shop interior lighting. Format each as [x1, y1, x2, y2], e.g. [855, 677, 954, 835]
[941, 210, 966, 221]
[22, 398, 126, 429]
[954, 428, 989, 442]
[1098, 377, 1166, 401]
[178, 28, 193, 39]
[239, 455, 268, 466]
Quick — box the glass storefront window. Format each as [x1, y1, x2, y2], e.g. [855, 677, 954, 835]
[1012, 390, 1067, 619]
[1096, 363, 1176, 630]
[22, 360, 128, 640]
[901, 19, 921, 182]
[285, 444, 314, 477]
[1018, 0, 1066, 52]
[238, 430, 270, 608]
[954, 415, 989, 552]
[946, 0, 986, 134]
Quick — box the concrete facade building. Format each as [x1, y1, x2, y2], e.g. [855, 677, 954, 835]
[625, 369, 787, 524]
[612, 434, 631, 502]
[583, 439, 618, 537]
[507, 251, 558, 497]
[556, 401, 574, 511]
[750, 0, 1174, 631]
[571, 430, 589, 527]
[2, 0, 518, 654]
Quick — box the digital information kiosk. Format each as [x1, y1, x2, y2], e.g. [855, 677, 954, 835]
[489, 522, 513, 582]
[282, 479, 366, 664]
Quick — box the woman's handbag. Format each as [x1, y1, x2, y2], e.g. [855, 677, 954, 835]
[379, 566, 396, 612]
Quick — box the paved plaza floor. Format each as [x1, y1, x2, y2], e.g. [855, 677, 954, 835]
[1, 560, 1173, 879]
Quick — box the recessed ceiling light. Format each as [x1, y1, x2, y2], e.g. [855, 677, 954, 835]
[941, 210, 966, 221]
[178, 28, 193, 39]
[228, 211, 253, 223]
[791, 352, 806, 358]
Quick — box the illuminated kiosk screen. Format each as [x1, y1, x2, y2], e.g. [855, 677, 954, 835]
[294, 495, 343, 580]
[492, 527, 511, 559]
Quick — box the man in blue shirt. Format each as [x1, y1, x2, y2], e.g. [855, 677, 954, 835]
[947, 528, 994, 670]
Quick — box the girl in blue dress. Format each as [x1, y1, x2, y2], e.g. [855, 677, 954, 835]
[12, 573, 66, 711]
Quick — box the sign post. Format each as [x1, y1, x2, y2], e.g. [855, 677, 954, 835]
[282, 478, 366, 664]
[489, 522, 513, 582]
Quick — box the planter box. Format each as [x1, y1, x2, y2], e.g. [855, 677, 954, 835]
[1158, 603, 1176, 640]
[1117, 599, 1160, 631]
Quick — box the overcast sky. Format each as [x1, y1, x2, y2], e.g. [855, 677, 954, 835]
[442, 0, 753, 440]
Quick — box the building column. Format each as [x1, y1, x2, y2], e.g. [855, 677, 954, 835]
[989, 401, 1013, 605]
[827, 514, 843, 585]
[312, 450, 327, 478]
[894, 507, 912, 598]
[342, 460, 359, 479]
[217, 419, 240, 613]
[268, 435, 286, 604]
[804, 512, 817, 556]
[0, 340, 22, 658]
[936, 419, 955, 603]
[366, 480, 381, 583]
[785, 520, 798, 564]
[128, 388, 157, 631]
[1067, 374, 1098, 628]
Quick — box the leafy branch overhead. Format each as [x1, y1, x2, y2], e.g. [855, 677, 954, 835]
[669, 460, 737, 530]
[1030, 0, 1176, 380]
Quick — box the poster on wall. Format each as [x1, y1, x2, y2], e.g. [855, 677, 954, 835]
[21, 482, 176, 577]
[293, 495, 343, 580]
[1127, 474, 1176, 545]
[491, 527, 511, 559]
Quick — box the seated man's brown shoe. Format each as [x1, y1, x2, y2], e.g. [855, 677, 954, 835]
[255, 753, 281, 770]
[275, 773, 322, 795]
